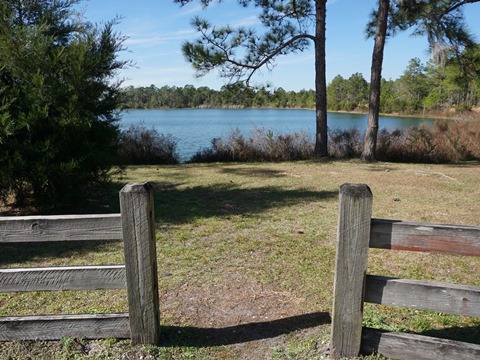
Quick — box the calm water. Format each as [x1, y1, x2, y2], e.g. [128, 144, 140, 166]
[120, 109, 431, 161]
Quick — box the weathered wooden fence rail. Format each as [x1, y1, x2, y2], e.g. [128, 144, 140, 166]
[331, 183, 480, 360]
[0, 182, 160, 344]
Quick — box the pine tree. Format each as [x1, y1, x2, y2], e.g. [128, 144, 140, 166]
[174, 0, 328, 156]
[0, 0, 128, 208]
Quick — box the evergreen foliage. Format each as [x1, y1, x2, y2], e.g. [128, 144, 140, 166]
[0, 0, 128, 208]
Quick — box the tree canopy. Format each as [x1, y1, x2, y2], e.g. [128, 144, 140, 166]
[363, 0, 479, 161]
[0, 0, 128, 208]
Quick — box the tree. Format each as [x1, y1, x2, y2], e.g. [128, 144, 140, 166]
[345, 73, 369, 110]
[327, 75, 347, 110]
[362, 0, 479, 161]
[0, 0, 128, 207]
[362, 0, 389, 162]
[174, 0, 328, 156]
[424, 45, 480, 109]
[395, 58, 430, 111]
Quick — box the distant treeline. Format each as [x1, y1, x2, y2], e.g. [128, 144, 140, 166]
[121, 53, 480, 114]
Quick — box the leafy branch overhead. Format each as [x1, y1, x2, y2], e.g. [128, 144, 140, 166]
[180, 1, 315, 85]
[366, 0, 479, 64]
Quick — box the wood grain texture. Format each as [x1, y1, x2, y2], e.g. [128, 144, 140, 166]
[365, 275, 480, 318]
[362, 327, 480, 360]
[0, 265, 126, 292]
[120, 183, 160, 345]
[331, 183, 373, 359]
[0, 214, 122, 243]
[0, 313, 130, 341]
[370, 219, 480, 256]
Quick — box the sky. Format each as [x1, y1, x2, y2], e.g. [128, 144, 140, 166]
[77, 0, 480, 91]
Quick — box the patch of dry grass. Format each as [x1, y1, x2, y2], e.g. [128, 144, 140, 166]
[1, 160, 479, 359]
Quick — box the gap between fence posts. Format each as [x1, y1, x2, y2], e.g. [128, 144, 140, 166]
[331, 183, 372, 359]
[120, 182, 160, 345]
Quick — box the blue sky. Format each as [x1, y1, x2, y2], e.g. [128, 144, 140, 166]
[78, 0, 480, 91]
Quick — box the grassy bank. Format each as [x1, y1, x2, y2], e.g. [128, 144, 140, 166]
[1, 160, 479, 359]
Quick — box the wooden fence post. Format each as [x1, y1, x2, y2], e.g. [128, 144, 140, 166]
[331, 183, 373, 359]
[120, 182, 160, 345]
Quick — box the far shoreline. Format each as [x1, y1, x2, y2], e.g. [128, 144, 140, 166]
[120, 106, 480, 120]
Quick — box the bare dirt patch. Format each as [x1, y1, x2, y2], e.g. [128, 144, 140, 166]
[159, 272, 331, 358]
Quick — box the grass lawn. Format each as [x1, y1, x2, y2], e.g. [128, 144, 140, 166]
[1, 160, 479, 359]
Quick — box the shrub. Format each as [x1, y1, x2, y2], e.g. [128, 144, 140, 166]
[376, 115, 480, 163]
[328, 129, 363, 158]
[189, 114, 480, 164]
[118, 124, 180, 165]
[0, 1, 127, 208]
[188, 128, 314, 163]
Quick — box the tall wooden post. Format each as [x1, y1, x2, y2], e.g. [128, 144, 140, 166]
[331, 183, 372, 359]
[120, 183, 160, 345]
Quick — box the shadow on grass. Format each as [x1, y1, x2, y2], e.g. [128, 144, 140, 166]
[0, 182, 124, 216]
[0, 180, 335, 263]
[0, 240, 121, 267]
[219, 167, 288, 178]
[419, 324, 480, 345]
[151, 181, 336, 224]
[160, 312, 331, 347]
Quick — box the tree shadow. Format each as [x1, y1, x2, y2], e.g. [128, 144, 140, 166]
[160, 312, 331, 347]
[151, 181, 337, 224]
[442, 161, 480, 169]
[419, 324, 480, 345]
[0, 180, 335, 264]
[219, 167, 288, 178]
[0, 240, 121, 267]
[0, 182, 124, 216]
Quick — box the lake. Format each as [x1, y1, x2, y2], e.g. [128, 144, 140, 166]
[120, 109, 431, 161]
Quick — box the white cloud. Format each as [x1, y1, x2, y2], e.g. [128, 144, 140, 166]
[327, 0, 342, 6]
[233, 15, 260, 28]
[125, 29, 195, 47]
[177, 4, 204, 17]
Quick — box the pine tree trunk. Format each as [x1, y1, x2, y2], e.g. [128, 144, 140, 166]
[362, 0, 389, 161]
[314, 0, 328, 157]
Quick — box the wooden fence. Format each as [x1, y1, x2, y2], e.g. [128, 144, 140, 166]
[0, 182, 160, 345]
[331, 183, 480, 360]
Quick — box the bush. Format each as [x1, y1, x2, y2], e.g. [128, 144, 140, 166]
[0, 1, 127, 208]
[328, 129, 363, 158]
[118, 124, 180, 165]
[376, 115, 480, 163]
[188, 128, 314, 163]
[186, 114, 480, 164]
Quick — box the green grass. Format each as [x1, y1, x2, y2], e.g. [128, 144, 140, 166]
[1, 160, 480, 359]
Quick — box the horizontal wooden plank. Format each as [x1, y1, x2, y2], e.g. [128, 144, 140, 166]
[370, 219, 480, 256]
[361, 327, 480, 360]
[0, 265, 126, 292]
[0, 313, 130, 341]
[0, 214, 122, 243]
[365, 275, 480, 318]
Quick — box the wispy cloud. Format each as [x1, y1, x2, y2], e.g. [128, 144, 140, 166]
[233, 15, 260, 28]
[122, 65, 199, 87]
[327, 0, 342, 6]
[177, 4, 204, 17]
[125, 29, 195, 47]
